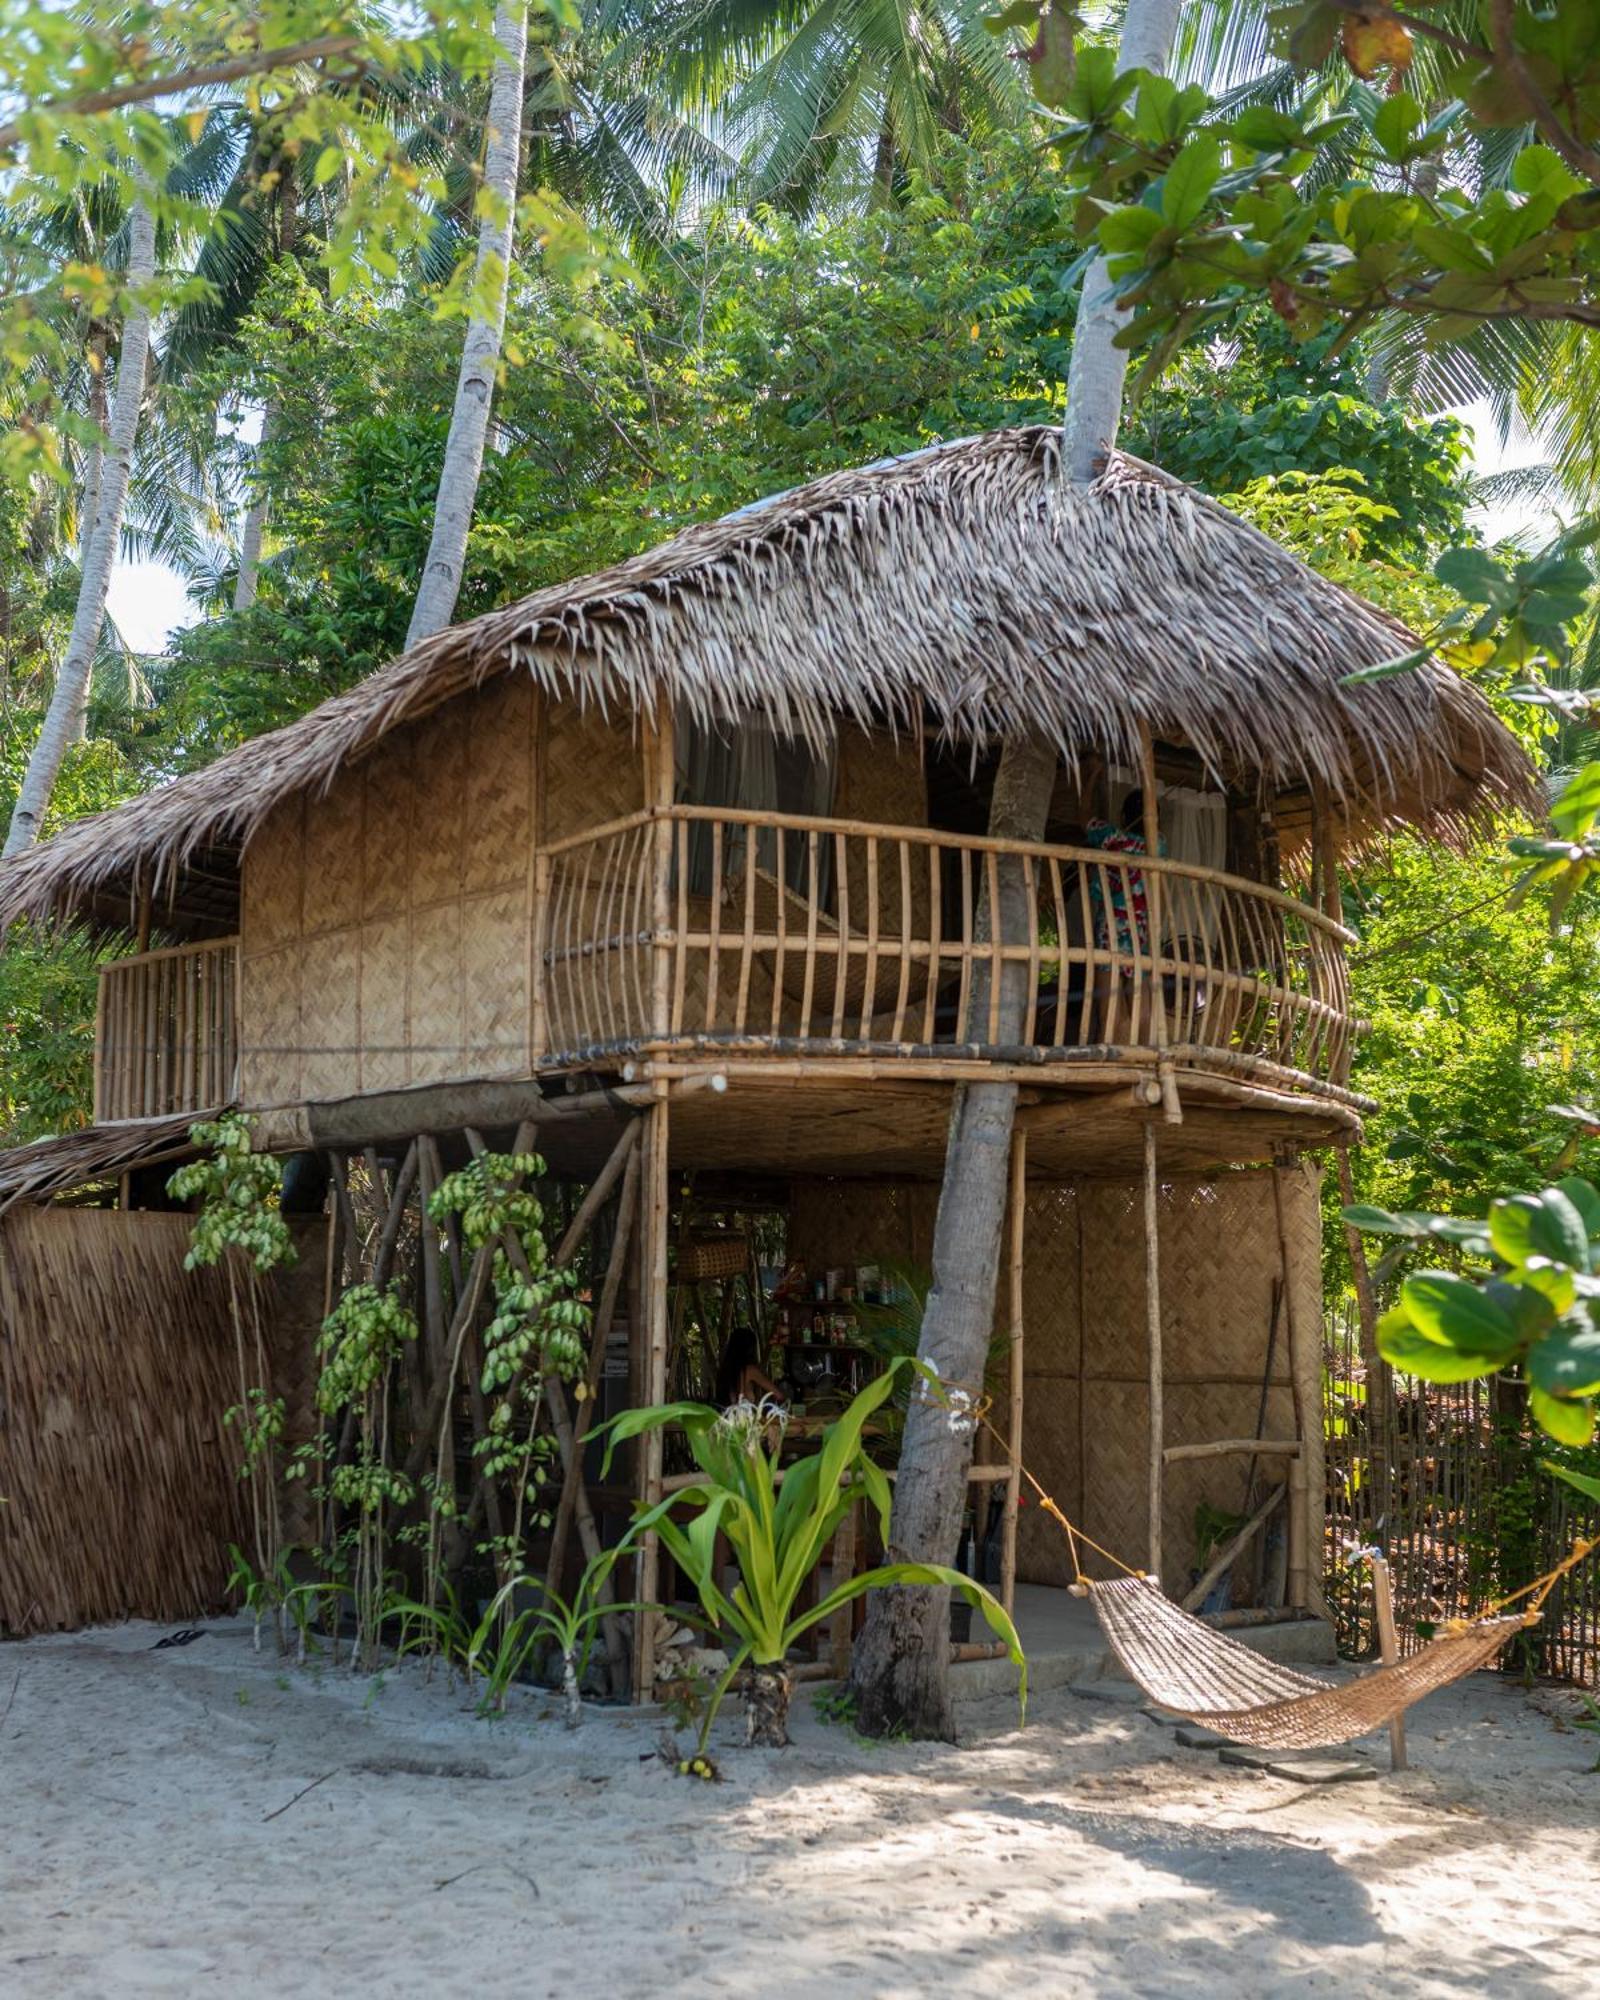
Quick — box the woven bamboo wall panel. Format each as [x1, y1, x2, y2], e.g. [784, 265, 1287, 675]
[359, 914, 411, 1091]
[409, 698, 470, 910]
[298, 925, 361, 1101]
[242, 794, 306, 948]
[409, 898, 464, 1085]
[239, 941, 302, 1106]
[462, 887, 527, 1074]
[463, 675, 535, 896]
[360, 728, 414, 920]
[544, 702, 645, 843]
[301, 761, 364, 937]
[237, 675, 540, 1104]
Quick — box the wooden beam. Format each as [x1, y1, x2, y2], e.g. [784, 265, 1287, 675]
[301, 1075, 655, 1152]
[1162, 1437, 1301, 1465]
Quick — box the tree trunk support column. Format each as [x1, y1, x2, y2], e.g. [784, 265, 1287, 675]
[1143, 1120, 1164, 1580]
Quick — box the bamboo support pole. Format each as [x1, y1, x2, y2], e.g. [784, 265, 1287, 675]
[1271, 1160, 1316, 1614]
[1180, 1484, 1284, 1614]
[543, 1127, 642, 1596]
[633, 1093, 671, 1703]
[1143, 1119, 1163, 1580]
[1371, 1553, 1407, 1770]
[1002, 1127, 1026, 1618]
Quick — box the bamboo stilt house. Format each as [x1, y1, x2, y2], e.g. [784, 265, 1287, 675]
[0, 429, 1534, 1673]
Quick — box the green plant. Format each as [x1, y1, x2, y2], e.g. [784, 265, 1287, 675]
[1347, 1177, 1600, 1443]
[173, 1116, 296, 1627]
[600, 1359, 1026, 1750]
[471, 1549, 648, 1726]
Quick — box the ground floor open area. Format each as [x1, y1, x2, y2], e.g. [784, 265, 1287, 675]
[3, 1615, 1596, 1998]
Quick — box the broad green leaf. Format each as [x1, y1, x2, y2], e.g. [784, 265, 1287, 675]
[1529, 1386, 1596, 1446]
[1551, 763, 1600, 838]
[1545, 1463, 1600, 1507]
[1399, 1271, 1520, 1355]
[1378, 1314, 1509, 1384]
[1384, 1320, 1504, 1384]
[1341, 1203, 1427, 1235]
[1556, 1177, 1600, 1239]
[1528, 1318, 1600, 1399]
[1489, 1190, 1590, 1271]
[1161, 133, 1223, 230]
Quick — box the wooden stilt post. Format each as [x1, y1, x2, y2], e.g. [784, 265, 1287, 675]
[1143, 1119, 1163, 1581]
[1371, 1553, 1407, 1771]
[1001, 1126, 1027, 1618]
[544, 1130, 642, 1597]
[633, 1090, 671, 1703]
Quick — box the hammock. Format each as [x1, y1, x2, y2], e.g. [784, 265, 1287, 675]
[1086, 1574, 1535, 1751]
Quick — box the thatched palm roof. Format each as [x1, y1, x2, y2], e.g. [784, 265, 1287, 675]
[0, 427, 1534, 929]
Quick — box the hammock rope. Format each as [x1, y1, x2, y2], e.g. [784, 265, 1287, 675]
[956, 1392, 1598, 1752]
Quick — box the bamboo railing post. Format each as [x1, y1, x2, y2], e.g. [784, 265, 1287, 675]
[1371, 1552, 1407, 1770]
[633, 1091, 671, 1702]
[1002, 1127, 1027, 1616]
[648, 695, 675, 1040]
[1143, 1119, 1163, 1580]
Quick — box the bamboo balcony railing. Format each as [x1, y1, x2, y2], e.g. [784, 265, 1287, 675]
[533, 807, 1356, 1090]
[95, 936, 240, 1123]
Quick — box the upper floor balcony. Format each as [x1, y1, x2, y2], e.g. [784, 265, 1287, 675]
[533, 805, 1356, 1094]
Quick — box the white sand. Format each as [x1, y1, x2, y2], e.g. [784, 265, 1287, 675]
[2, 1616, 1598, 1998]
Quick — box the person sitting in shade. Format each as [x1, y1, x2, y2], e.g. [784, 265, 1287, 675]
[1085, 786, 1164, 955]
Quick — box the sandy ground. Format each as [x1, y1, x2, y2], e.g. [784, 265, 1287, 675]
[2, 1616, 1598, 1998]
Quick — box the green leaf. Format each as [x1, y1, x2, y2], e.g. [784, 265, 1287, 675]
[1372, 93, 1423, 162]
[1160, 133, 1223, 230]
[1556, 1177, 1600, 1239]
[1399, 1271, 1520, 1356]
[1488, 1190, 1590, 1271]
[1551, 763, 1600, 838]
[1529, 1386, 1596, 1447]
[1378, 1313, 1510, 1384]
[1545, 1463, 1600, 1507]
[1528, 1317, 1600, 1399]
[1341, 1203, 1426, 1235]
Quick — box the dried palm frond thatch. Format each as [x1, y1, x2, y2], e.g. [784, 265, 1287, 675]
[0, 430, 1534, 929]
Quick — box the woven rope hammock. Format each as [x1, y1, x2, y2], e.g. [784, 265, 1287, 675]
[1086, 1575, 1535, 1750]
[982, 1410, 1597, 1755]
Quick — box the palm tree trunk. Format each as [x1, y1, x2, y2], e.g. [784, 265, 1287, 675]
[403, 0, 528, 648]
[232, 403, 272, 612]
[5, 188, 155, 857]
[79, 326, 109, 588]
[233, 154, 299, 614]
[848, 0, 1183, 1742]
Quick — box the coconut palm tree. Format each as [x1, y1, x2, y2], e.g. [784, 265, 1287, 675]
[405, 1, 533, 647]
[636, 0, 1030, 211]
[847, 0, 1184, 1743]
[5, 180, 155, 857]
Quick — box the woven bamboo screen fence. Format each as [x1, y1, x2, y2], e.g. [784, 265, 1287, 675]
[1324, 1301, 1600, 1684]
[788, 1162, 1322, 1597]
[0, 1207, 323, 1636]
